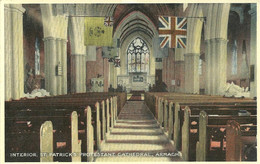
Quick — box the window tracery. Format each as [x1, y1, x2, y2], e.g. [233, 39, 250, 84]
[127, 37, 149, 73]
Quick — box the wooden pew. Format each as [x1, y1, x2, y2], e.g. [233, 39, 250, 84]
[155, 99, 253, 137]
[226, 120, 256, 161]
[18, 92, 127, 115]
[8, 94, 123, 126]
[145, 92, 255, 120]
[195, 111, 256, 161]
[6, 111, 82, 162]
[5, 95, 116, 162]
[144, 92, 256, 155]
[40, 121, 54, 162]
[177, 102, 255, 150]
[181, 106, 256, 161]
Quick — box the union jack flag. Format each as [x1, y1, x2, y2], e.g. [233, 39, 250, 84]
[104, 17, 114, 27]
[158, 16, 187, 48]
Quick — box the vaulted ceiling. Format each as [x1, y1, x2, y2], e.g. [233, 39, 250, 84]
[22, 4, 183, 37]
[22, 3, 251, 45]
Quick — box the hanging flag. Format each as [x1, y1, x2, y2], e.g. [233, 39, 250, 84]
[84, 17, 113, 46]
[108, 58, 115, 63]
[114, 58, 120, 67]
[86, 46, 97, 61]
[102, 46, 118, 58]
[102, 47, 114, 58]
[152, 37, 169, 58]
[104, 17, 114, 26]
[158, 16, 187, 48]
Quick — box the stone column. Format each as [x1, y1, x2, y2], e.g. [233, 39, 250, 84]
[217, 39, 228, 94]
[43, 37, 67, 96]
[4, 4, 25, 100]
[174, 48, 185, 93]
[114, 67, 119, 88]
[5, 5, 12, 101]
[61, 39, 68, 94]
[119, 48, 126, 75]
[71, 54, 86, 93]
[249, 4, 257, 98]
[42, 37, 67, 96]
[184, 53, 200, 94]
[43, 37, 57, 95]
[205, 40, 212, 94]
[69, 17, 87, 93]
[205, 38, 228, 95]
[204, 3, 230, 95]
[150, 52, 156, 75]
[56, 38, 62, 95]
[41, 5, 68, 96]
[109, 63, 115, 88]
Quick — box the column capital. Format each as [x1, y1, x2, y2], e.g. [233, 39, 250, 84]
[55, 38, 68, 43]
[56, 38, 63, 41]
[71, 54, 87, 57]
[174, 61, 185, 64]
[60, 39, 68, 44]
[205, 38, 228, 44]
[184, 53, 200, 57]
[43, 37, 56, 41]
[5, 4, 26, 14]
[248, 4, 256, 15]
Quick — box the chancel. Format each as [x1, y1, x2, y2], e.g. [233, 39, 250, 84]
[3, 3, 257, 163]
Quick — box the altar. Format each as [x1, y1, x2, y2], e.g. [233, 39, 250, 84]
[118, 73, 155, 93]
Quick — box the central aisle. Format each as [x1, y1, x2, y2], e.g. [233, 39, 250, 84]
[95, 101, 182, 162]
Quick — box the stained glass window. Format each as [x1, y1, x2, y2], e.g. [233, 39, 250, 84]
[35, 37, 40, 75]
[127, 37, 150, 73]
[232, 40, 238, 75]
[199, 59, 202, 75]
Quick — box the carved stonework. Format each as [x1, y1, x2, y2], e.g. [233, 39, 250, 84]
[25, 68, 36, 93]
[25, 64, 44, 94]
[219, 82, 250, 98]
[24, 89, 50, 98]
[90, 78, 104, 92]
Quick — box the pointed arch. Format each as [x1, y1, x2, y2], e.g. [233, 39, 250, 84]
[127, 37, 150, 73]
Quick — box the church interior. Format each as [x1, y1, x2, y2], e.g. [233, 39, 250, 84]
[3, 3, 257, 162]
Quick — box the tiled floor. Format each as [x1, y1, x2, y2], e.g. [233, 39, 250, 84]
[95, 101, 182, 162]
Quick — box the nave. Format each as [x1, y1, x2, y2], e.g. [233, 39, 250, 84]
[3, 3, 258, 163]
[5, 92, 257, 162]
[95, 101, 181, 162]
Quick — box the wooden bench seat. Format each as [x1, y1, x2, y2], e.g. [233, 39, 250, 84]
[194, 111, 256, 161]
[6, 112, 82, 162]
[5, 94, 119, 162]
[144, 92, 257, 162]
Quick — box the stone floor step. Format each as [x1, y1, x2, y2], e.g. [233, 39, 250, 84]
[95, 101, 182, 162]
[100, 143, 171, 151]
[111, 128, 163, 133]
[95, 156, 181, 162]
[114, 122, 158, 127]
[106, 134, 168, 141]
[105, 139, 169, 145]
[113, 125, 160, 129]
[116, 120, 157, 124]
[109, 132, 164, 136]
